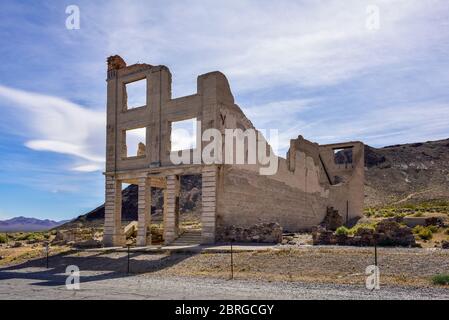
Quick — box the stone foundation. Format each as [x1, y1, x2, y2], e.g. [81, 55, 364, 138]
[312, 220, 416, 247]
[216, 222, 283, 243]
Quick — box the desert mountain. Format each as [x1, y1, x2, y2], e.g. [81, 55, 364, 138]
[0, 216, 68, 232]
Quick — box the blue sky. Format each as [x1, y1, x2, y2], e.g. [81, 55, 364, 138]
[0, 0, 449, 220]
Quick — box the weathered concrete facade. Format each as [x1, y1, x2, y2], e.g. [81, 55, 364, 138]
[103, 55, 364, 246]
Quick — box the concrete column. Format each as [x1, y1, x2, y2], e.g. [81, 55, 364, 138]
[103, 176, 125, 247]
[164, 175, 180, 244]
[201, 166, 217, 244]
[136, 177, 151, 246]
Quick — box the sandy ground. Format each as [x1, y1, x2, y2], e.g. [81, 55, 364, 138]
[1, 270, 449, 300]
[0, 245, 448, 299]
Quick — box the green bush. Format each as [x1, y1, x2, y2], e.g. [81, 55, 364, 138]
[16, 232, 45, 242]
[335, 226, 349, 236]
[0, 233, 7, 244]
[432, 274, 449, 285]
[412, 225, 423, 234]
[413, 226, 433, 240]
[382, 211, 395, 218]
[348, 223, 376, 236]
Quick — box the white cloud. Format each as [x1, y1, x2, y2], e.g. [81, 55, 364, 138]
[1, 0, 449, 174]
[301, 102, 449, 147]
[77, 0, 446, 96]
[71, 164, 104, 172]
[0, 85, 105, 171]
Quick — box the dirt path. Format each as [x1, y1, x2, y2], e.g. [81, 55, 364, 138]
[1, 245, 449, 298]
[1, 267, 448, 300]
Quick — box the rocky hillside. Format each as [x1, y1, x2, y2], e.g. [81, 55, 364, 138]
[365, 138, 449, 207]
[69, 138, 449, 224]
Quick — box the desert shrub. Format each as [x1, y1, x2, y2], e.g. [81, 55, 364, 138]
[413, 226, 433, 240]
[418, 228, 433, 240]
[412, 225, 423, 234]
[0, 233, 7, 243]
[412, 212, 423, 217]
[432, 274, 449, 285]
[348, 223, 376, 235]
[15, 233, 27, 241]
[364, 208, 374, 217]
[382, 211, 396, 218]
[335, 226, 349, 236]
[16, 232, 45, 242]
[428, 225, 439, 233]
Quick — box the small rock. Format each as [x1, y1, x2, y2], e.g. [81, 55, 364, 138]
[72, 239, 102, 249]
[425, 217, 445, 227]
[320, 207, 343, 231]
[442, 240, 449, 249]
[12, 241, 22, 248]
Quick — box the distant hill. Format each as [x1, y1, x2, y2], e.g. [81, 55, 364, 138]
[66, 138, 449, 225]
[0, 216, 69, 232]
[365, 138, 449, 207]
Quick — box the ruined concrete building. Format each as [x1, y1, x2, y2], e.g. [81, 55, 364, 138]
[103, 55, 364, 246]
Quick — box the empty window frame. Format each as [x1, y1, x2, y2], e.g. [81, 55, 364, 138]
[123, 127, 147, 158]
[124, 79, 147, 110]
[333, 147, 353, 165]
[170, 118, 197, 151]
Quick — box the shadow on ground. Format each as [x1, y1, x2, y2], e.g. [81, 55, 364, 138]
[0, 250, 195, 287]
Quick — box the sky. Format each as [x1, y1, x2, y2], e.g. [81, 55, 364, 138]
[0, 0, 448, 221]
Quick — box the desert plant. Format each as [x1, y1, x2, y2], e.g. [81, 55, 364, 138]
[412, 225, 423, 234]
[0, 233, 7, 244]
[16, 232, 45, 242]
[432, 274, 449, 286]
[413, 226, 433, 240]
[335, 226, 349, 236]
[348, 223, 376, 236]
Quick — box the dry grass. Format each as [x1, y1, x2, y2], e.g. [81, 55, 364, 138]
[151, 247, 449, 287]
[0, 244, 70, 267]
[2, 244, 448, 288]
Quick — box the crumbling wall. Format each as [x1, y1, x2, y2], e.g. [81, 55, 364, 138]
[319, 142, 365, 223]
[216, 166, 328, 233]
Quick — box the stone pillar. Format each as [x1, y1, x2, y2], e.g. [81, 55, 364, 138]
[164, 175, 180, 244]
[201, 166, 217, 244]
[136, 177, 151, 246]
[103, 176, 125, 247]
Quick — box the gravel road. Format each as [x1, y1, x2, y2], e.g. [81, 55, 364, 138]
[1, 266, 448, 300]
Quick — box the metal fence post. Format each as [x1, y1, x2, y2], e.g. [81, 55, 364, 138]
[45, 244, 49, 269]
[230, 240, 234, 280]
[127, 245, 130, 274]
[374, 239, 378, 267]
